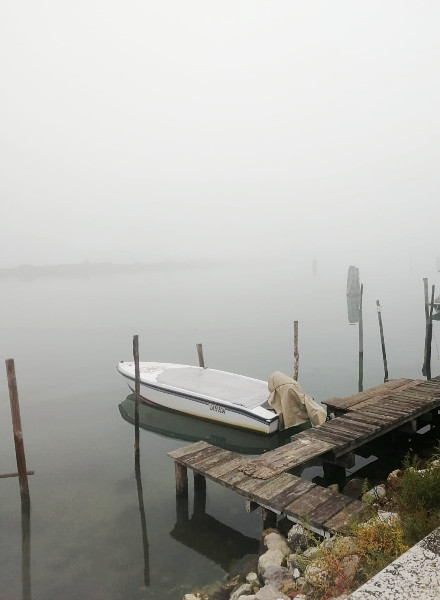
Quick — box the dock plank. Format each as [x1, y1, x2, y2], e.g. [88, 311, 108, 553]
[268, 479, 316, 513]
[308, 493, 353, 525]
[249, 473, 300, 503]
[168, 440, 212, 460]
[206, 456, 248, 479]
[324, 500, 368, 534]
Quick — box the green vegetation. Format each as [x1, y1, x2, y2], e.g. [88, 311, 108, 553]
[393, 447, 440, 546]
[303, 445, 440, 599]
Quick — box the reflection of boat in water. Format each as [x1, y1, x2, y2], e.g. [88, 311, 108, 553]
[119, 395, 306, 455]
[117, 361, 279, 434]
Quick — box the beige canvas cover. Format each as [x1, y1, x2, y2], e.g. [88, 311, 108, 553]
[268, 371, 327, 429]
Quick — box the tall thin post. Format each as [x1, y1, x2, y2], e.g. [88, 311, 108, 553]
[133, 335, 140, 454]
[376, 300, 389, 382]
[423, 278, 429, 376]
[293, 321, 299, 381]
[358, 284, 364, 392]
[196, 343, 205, 368]
[5, 359, 29, 499]
[426, 285, 435, 380]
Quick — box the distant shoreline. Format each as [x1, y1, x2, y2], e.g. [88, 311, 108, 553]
[0, 259, 232, 279]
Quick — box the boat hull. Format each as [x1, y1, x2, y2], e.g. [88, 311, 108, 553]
[117, 362, 279, 435]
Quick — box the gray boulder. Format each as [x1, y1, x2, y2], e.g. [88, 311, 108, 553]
[287, 523, 308, 551]
[255, 583, 289, 600]
[258, 549, 285, 578]
[231, 583, 252, 600]
[342, 477, 364, 499]
[262, 564, 293, 587]
[264, 532, 291, 557]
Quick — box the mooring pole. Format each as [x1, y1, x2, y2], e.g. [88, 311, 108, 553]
[196, 343, 205, 368]
[293, 321, 299, 381]
[425, 285, 435, 380]
[358, 284, 364, 392]
[423, 278, 429, 376]
[5, 359, 30, 500]
[133, 335, 140, 454]
[376, 300, 389, 382]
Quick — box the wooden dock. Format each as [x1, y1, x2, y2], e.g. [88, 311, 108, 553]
[168, 377, 440, 537]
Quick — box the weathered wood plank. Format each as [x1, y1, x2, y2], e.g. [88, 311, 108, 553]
[319, 421, 364, 439]
[268, 479, 316, 512]
[168, 440, 212, 460]
[324, 379, 414, 410]
[239, 437, 335, 479]
[218, 468, 251, 488]
[284, 486, 334, 520]
[355, 407, 400, 422]
[324, 500, 368, 534]
[192, 448, 235, 472]
[336, 416, 380, 434]
[182, 445, 224, 468]
[338, 411, 389, 426]
[205, 456, 247, 479]
[300, 428, 351, 448]
[308, 493, 353, 525]
[250, 473, 300, 503]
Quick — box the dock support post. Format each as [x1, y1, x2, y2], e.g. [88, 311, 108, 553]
[193, 473, 206, 516]
[376, 300, 389, 382]
[175, 462, 188, 496]
[358, 284, 364, 392]
[196, 343, 205, 368]
[175, 462, 189, 523]
[6, 359, 30, 500]
[262, 508, 277, 530]
[133, 335, 140, 454]
[293, 321, 299, 381]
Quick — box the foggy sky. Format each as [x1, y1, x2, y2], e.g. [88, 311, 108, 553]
[1, 1, 439, 268]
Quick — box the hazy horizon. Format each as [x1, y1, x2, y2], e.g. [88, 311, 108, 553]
[2, 1, 440, 270]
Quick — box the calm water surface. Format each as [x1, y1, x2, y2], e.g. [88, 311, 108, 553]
[1, 258, 439, 599]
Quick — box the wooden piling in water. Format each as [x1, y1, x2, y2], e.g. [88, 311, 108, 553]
[358, 284, 364, 392]
[5, 359, 30, 499]
[175, 462, 188, 497]
[423, 278, 429, 376]
[425, 285, 435, 380]
[293, 321, 299, 381]
[133, 335, 140, 454]
[193, 473, 206, 516]
[196, 343, 205, 368]
[376, 300, 389, 382]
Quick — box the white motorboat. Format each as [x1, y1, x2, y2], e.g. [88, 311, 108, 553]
[117, 361, 279, 434]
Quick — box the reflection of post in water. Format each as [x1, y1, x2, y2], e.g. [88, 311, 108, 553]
[134, 453, 150, 587]
[131, 336, 150, 586]
[133, 335, 141, 455]
[358, 284, 364, 392]
[171, 471, 259, 572]
[21, 495, 31, 600]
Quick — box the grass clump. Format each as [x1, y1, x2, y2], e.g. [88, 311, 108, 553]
[351, 518, 408, 579]
[392, 447, 440, 546]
